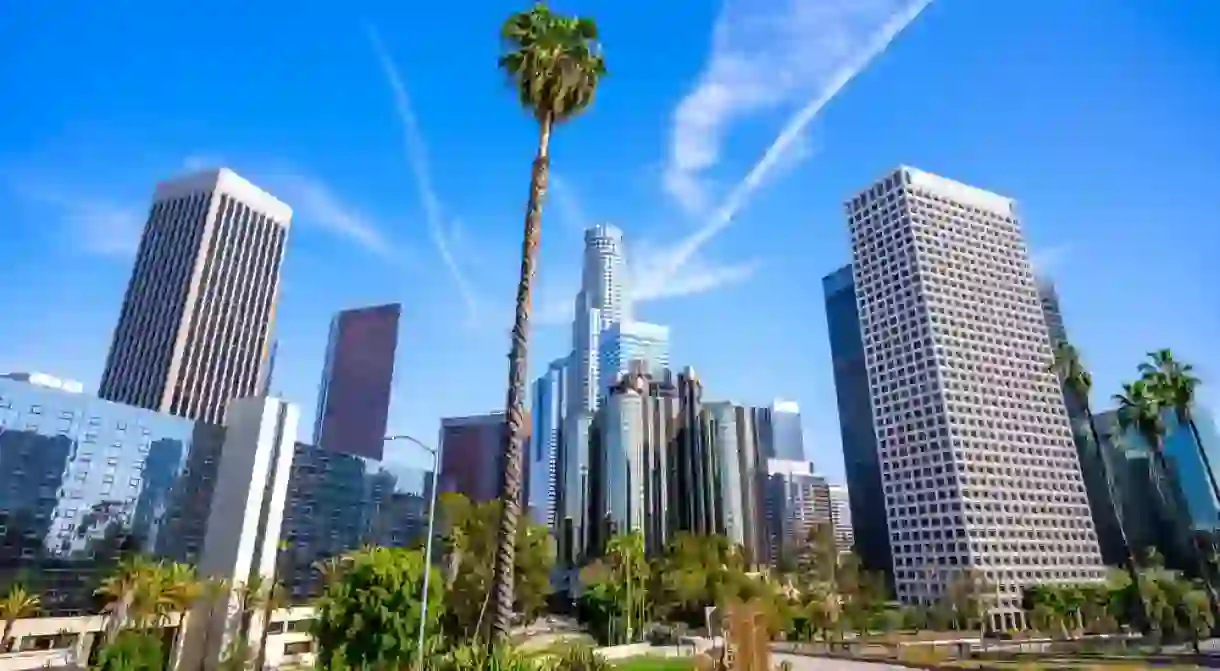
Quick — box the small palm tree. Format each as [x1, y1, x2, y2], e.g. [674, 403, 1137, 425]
[1051, 341, 1146, 628]
[1114, 380, 1170, 496]
[95, 555, 160, 641]
[1141, 349, 1220, 519]
[489, 2, 606, 641]
[0, 585, 39, 652]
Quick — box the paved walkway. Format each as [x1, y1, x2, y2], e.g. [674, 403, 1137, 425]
[772, 653, 910, 670]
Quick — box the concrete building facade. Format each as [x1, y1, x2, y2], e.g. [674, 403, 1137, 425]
[98, 168, 291, 425]
[847, 167, 1104, 627]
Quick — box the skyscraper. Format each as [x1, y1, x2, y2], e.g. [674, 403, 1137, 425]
[762, 459, 832, 568]
[529, 357, 569, 528]
[828, 484, 854, 552]
[1036, 278, 1068, 349]
[313, 303, 401, 460]
[99, 168, 291, 425]
[823, 264, 892, 585]
[440, 412, 528, 505]
[570, 224, 631, 415]
[591, 363, 717, 556]
[760, 400, 805, 462]
[597, 321, 669, 398]
[847, 167, 1104, 628]
[563, 224, 630, 558]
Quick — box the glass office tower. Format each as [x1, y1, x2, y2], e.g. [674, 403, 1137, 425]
[277, 443, 429, 600]
[0, 377, 225, 613]
[822, 264, 892, 587]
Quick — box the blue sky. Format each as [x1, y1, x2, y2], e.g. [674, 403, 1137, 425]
[2, 0, 1219, 480]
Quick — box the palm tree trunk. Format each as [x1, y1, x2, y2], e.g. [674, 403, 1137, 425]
[2, 620, 13, 653]
[489, 113, 554, 643]
[1084, 414, 1147, 632]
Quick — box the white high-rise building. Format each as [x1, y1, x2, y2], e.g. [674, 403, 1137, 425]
[99, 168, 291, 425]
[763, 459, 832, 567]
[559, 224, 631, 564]
[847, 166, 1104, 629]
[828, 484, 854, 552]
[569, 224, 631, 415]
[597, 321, 669, 398]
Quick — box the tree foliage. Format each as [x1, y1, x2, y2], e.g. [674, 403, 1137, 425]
[437, 493, 554, 641]
[94, 630, 164, 671]
[0, 583, 39, 652]
[311, 546, 444, 670]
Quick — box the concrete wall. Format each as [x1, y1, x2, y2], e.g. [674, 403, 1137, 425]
[0, 607, 314, 671]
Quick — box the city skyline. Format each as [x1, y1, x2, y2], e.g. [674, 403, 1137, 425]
[3, 0, 1219, 481]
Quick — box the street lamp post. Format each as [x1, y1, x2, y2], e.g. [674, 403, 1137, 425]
[384, 434, 444, 671]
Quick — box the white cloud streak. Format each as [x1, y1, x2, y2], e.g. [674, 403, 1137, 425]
[651, 0, 932, 288]
[271, 171, 398, 260]
[10, 181, 145, 258]
[365, 24, 480, 322]
[631, 243, 760, 302]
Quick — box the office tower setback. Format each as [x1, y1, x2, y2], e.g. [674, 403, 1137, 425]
[440, 413, 527, 504]
[847, 167, 1104, 627]
[99, 168, 291, 425]
[590, 363, 718, 556]
[597, 321, 670, 398]
[823, 264, 892, 584]
[762, 459, 832, 567]
[530, 357, 569, 527]
[313, 303, 401, 459]
[828, 484, 854, 552]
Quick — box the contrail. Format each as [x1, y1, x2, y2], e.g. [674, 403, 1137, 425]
[660, 0, 934, 278]
[365, 23, 480, 322]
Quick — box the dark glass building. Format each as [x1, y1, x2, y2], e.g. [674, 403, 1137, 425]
[1092, 407, 1220, 572]
[0, 378, 224, 613]
[313, 303, 401, 460]
[439, 413, 529, 506]
[822, 264, 893, 588]
[277, 442, 429, 600]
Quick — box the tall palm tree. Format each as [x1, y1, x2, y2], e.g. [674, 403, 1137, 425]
[490, 2, 605, 641]
[1051, 342, 1145, 627]
[1115, 380, 1219, 611]
[1140, 349, 1220, 520]
[0, 585, 39, 652]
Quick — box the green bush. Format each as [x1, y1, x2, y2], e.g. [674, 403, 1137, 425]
[94, 630, 164, 671]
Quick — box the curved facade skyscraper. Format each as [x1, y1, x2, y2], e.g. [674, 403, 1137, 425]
[559, 224, 631, 563]
[569, 224, 631, 414]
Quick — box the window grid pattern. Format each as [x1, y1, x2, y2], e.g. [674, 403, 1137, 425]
[99, 171, 290, 426]
[847, 167, 1105, 615]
